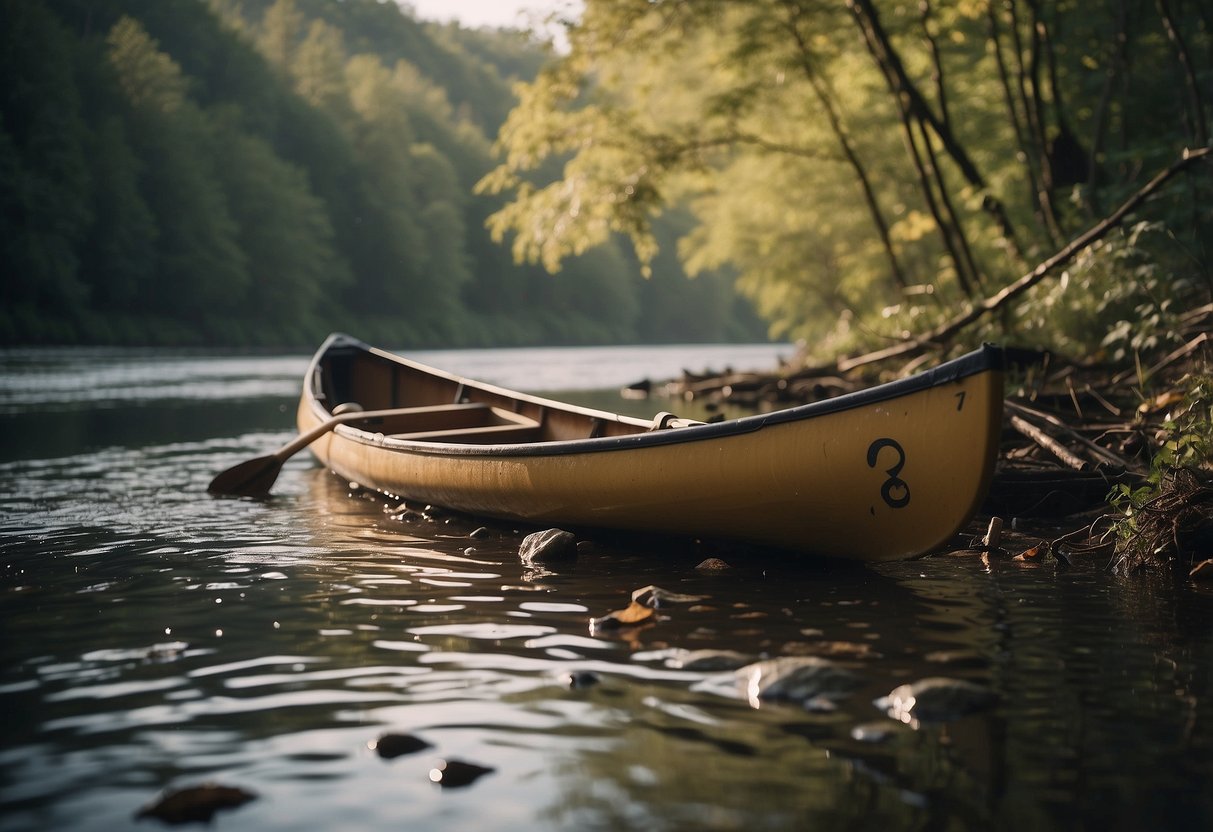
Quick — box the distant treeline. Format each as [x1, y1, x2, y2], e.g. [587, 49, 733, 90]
[0, 0, 768, 347]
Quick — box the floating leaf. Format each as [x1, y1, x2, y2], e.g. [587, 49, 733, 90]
[589, 600, 655, 632]
[1013, 542, 1046, 562]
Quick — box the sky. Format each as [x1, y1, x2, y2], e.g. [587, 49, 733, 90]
[404, 0, 579, 31]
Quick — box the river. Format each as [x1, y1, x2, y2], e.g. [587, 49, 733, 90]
[1, 342, 1210, 831]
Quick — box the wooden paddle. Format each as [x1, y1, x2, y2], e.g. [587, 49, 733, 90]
[208, 406, 400, 497]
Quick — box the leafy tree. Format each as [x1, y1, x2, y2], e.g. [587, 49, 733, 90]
[105, 16, 248, 318]
[0, 0, 92, 320]
[481, 0, 1212, 355]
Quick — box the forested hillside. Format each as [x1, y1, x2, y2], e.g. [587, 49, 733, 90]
[0, 0, 767, 347]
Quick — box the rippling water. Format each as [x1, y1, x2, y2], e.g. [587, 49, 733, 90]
[1, 345, 1210, 831]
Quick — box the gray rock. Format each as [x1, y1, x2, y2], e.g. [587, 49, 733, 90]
[736, 656, 860, 708]
[667, 649, 755, 671]
[631, 584, 706, 608]
[875, 676, 997, 723]
[519, 529, 577, 565]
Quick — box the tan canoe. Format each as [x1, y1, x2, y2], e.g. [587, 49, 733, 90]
[298, 333, 1005, 560]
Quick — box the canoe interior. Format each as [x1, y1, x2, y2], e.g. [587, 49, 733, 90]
[312, 340, 660, 445]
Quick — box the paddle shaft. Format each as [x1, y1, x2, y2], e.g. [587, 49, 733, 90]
[209, 406, 420, 497]
[270, 407, 404, 461]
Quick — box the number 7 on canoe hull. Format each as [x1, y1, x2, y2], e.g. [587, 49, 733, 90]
[280, 334, 1005, 561]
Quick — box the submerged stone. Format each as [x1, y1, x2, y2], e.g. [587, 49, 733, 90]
[875, 676, 997, 723]
[736, 656, 860, 708]
[135, 783, 256, 825]
[667, 649, 756, 671]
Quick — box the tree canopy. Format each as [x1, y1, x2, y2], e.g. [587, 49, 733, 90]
[480, 0, 1213, 360]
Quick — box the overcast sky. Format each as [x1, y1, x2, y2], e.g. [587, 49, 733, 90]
[405, 0, 579, 30]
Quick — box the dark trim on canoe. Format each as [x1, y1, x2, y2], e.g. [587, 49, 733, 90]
[312, 334, 1007, 458]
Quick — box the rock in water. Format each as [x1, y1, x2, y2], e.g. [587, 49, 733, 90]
[135, 783, 256, 824]
[429, 759, 495, 788]
[666, 649, 756, 671]
[519, 529, 577, 565]
[736, 656, 860, 708]
[370, 732, 432, 759]
[875, 676, 997, 723]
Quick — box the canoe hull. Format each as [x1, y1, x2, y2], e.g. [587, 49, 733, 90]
[299, 335, 1004, 561]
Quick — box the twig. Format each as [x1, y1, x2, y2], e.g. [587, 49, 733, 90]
[1006, 400, 1139, 472]
[1010, 414, 1090, 470]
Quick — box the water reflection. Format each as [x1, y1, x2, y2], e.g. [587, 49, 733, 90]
[1, 348, 1211, 831]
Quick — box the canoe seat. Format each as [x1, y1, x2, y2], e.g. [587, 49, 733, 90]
[389, 423, 543, 444]
[380, 403, 543, 444]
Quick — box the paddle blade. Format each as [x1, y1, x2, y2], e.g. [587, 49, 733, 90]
[207, 455, 284, 497]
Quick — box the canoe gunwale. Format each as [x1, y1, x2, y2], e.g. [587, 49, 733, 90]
[307, 333, 1006, 459]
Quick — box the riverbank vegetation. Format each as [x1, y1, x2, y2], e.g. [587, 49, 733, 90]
[0, 0, 766, 347]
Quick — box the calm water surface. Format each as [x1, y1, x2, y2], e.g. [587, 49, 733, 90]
[1, 345, 1210, 831]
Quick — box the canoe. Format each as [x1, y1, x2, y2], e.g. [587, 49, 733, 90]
[296, 333, 1005, 561]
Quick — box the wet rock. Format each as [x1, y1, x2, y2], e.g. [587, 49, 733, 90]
[631, 585, 706, 608]
[564, 670, 601, 688]
[519, 529, 577, 565]
[695, 558, 733, 571]
[923, 649, 987, 669]
[370, 732, 432, 759]
[135, 783, 256, 825]
[851, 722, 898, 744]
[469, 526, 490, 540]
[428, 759, 495, 788]
[736, 656, 860, 708]
[875, 677, 997, 723]
[667, 649, 755, 671]
[1191, 558, 1213, 580]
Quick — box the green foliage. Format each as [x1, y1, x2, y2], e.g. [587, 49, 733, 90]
[1109, 375, 1213, 569]
[482, 0, 1213, 358]
[1013, 222, 1199, 361]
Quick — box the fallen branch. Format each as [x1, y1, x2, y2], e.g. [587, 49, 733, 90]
[1010, 414, 1090, 471]
[838, 146, 1213, 373]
